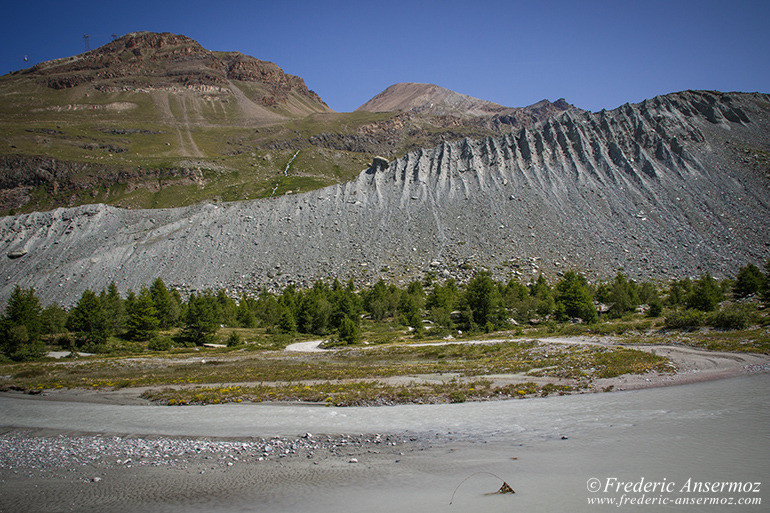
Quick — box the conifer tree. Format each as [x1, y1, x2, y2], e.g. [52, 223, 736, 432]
[1, 286, 45, 360]
[463, 271, 505, 329]
[336, 315, 361, 345]
[125, 287, 159, 341]
[687, 273, 723, 311]
[67, 289, 109, 348]
[184, 292, 219, 345]
[101, 282, 125, 334]
[554, 271, 597, 323]
[236, 296, 256, 328]
[734, 264, 764, 299]
[41, 303, 68, 335]
[150, 278, 179, 328]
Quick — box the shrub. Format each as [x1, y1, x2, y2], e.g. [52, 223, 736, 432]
[647, 298, 663, 318]
[55, 334, 74, 350]
[708, 307, 751, 330]
[147, 335, 173, 351]
[226, 331, 242, 347]
[664, 309, 703, 330]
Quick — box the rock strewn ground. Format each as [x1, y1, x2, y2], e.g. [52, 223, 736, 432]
[0, 430, 413, 472]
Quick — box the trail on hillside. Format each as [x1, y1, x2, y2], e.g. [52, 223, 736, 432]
[175, 95, 204, 158]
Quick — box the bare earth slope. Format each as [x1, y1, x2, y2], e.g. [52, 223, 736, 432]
[1, 90, 769, 306]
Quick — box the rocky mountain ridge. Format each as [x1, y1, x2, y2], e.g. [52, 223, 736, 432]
[1, 90, 768, 306]
[358, 82, 515, 115]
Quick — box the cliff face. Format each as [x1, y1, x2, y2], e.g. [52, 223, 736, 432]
[1, 90, 768, 306]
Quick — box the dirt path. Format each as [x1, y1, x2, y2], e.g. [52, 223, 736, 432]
[285, 340, 326, 353]
[150, 90, 204, 157]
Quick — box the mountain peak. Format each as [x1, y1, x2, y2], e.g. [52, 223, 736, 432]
[17, 31, 329, 110]
[356, 82, 508, 116]
[356, 83, 576, 130]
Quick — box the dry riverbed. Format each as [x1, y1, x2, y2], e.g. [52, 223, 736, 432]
[0, 427, 445, 513]
[2, 372, 768, 513]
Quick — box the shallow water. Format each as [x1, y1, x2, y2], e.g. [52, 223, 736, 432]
[2, 374, 768, 512]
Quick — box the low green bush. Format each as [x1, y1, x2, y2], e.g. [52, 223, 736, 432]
[664, 309, 704, 330]
[708, 307, 751, 330]
[226, 332, 242, 347]
[148, 335, 173, 351]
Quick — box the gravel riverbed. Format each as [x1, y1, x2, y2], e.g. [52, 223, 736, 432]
[0, 429, 423, 475]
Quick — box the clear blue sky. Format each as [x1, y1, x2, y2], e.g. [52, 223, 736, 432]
[1, 0, 767, 112]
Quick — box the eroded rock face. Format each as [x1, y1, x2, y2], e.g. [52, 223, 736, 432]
[1, 91, 768, 306]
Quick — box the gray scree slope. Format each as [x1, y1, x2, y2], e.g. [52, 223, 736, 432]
[1, 90, 769, 306]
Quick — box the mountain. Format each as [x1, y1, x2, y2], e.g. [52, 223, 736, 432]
[357, 82, 573, 121]
[14, 31, 331, 119]
[356, 82, 575, 134]
[357, 82, 511, 115]
[2, 90, 768, 306]
[0, 34, 571, 215]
